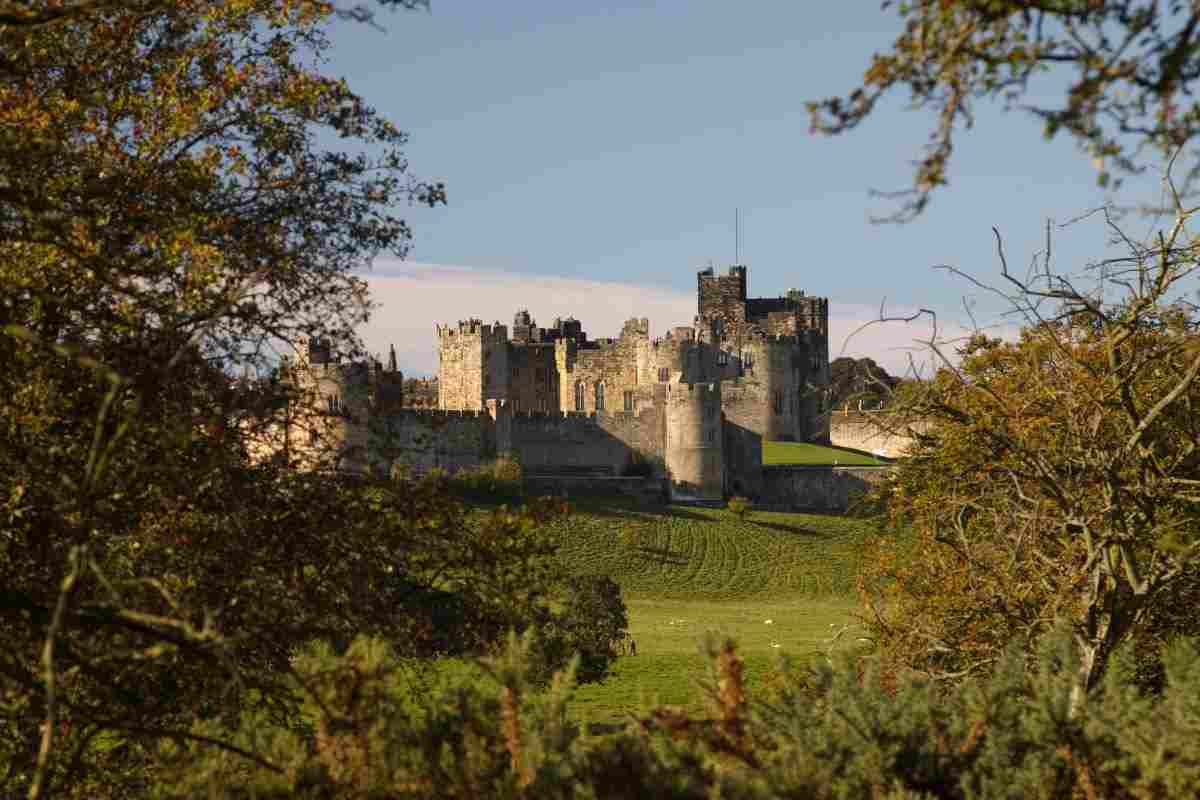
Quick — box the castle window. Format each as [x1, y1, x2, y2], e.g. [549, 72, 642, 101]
[309, 429, 319, 445]
[623, 390, 634, 412]
[717, 350, 728, 366]
[706, 428, 715, 444]
[595, 382, 605, 412]
[574, 381, 584, 411]
[536, 368, 545, 382]
[658, 367, 669, 383]
[773, 391, 783, 415]
[512, 366, 519, 379]
[741, 350, 754, 368]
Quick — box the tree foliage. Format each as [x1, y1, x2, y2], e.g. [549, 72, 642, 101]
[859, 196, 1200, 704]
[0, 1, 624, 797]
[810, 1, 1200, 220]
[828, 356, 902, 411]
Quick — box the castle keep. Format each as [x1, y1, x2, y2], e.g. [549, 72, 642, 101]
[270, 265, 831, 502]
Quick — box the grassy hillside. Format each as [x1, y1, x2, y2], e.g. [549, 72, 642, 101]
[762, 440, 886, 466]
[545, 500, 871, 598]
[536, 500, 876, 724]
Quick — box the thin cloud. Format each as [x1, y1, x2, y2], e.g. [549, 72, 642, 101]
[359, 262, 1002, 379]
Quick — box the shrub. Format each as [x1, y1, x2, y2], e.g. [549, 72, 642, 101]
[491, 453, 523, 483]
[447, 456, 524, 501]
[158, 626, 1200, 798]
[727, 495, 753, 520]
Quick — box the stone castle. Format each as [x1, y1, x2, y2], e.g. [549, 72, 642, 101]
[265, 265, 832, 502]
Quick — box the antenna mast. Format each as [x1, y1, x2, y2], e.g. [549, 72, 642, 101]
[735, 208, 740, 265]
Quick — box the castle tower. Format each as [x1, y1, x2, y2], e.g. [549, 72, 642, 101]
[436, 319, 509, 410]
[664, 381, 724, 501]
[697, 265, 748, 340]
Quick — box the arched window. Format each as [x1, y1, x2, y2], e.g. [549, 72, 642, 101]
[574, 381, 584, 411]
[595, 382, 605, 412]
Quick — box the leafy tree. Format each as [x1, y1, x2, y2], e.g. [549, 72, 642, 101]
[828, 356, 901, 411]
[535, 574, 629, 685]
[859, 198, 1200, 706]
[0, 1, 591, 796]
[810, 1, 1200, 221]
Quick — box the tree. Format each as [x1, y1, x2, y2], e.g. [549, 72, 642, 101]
[535, 574, 629, 685]
[859, 193, 1200, 706]
[810, 1, 1200, 221]
[0, 1, 539, 795]
[828, 356, 901, 411]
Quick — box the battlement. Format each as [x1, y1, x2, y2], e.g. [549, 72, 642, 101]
[436, 318, 509, 343]
[396, 408, 489, 420]
[621, 317, 650, 338]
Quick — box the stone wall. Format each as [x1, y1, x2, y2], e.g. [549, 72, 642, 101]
[385, 409, 495, 475]
[664, 382, 723, 500]
[506, 343, 558, 413]
[722, 416, 763, 498]
[505, 407, 663, 476]
[557, 326, 645, 413]
[697, 265, 748, 339]
[523, 475, 665, 499]
[720, 339, 802, 442]
[759, 465, 892, 512]
[829, 411, 928, 458]
[437, 320, 508, 410]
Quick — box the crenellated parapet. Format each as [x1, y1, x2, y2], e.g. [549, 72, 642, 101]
[436, 318, 510, 344]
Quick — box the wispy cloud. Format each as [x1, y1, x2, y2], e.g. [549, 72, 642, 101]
[360, 261, 1006, 379]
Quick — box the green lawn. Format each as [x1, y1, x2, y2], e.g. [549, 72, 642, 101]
[547, 500, 873, 598]
[762, 440, 887, 466]
[537, 499, 876, 724]
[569, 597, 857, 725]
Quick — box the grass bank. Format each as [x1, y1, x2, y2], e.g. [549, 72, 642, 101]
[535, 499, 875, 724]
[762, 440, 887, 466]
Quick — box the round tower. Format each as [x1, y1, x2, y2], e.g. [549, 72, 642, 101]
[664, 382, 724, 501]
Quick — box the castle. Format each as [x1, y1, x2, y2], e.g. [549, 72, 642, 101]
[263, 265, 831, 502]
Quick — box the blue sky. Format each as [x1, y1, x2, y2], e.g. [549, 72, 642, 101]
[325, 1, 1174, 376]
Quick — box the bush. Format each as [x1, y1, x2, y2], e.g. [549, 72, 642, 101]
[490, 453, 523, 483]
[727, 495, 753, 520]
[448, 455, 524, 501]
[159, 626, 1200, 799]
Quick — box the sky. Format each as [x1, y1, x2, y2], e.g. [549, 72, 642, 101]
[323, 1, 1177, 377]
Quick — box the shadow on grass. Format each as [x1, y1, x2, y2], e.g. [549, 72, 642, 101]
[562, 497, 714, 524]
[748, 519, 829, 537]
[634, 545, 688, 566]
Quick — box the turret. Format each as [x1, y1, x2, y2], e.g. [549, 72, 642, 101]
[664, 382, 724, 501]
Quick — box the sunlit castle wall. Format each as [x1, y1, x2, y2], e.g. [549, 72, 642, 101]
[664, 381, 723, 500]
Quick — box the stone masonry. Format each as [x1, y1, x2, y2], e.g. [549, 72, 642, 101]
[253, 264, 832, 502]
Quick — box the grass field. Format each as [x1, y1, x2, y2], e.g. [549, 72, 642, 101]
[762, 440, 887, 466]
[539, 499, 875, 724]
